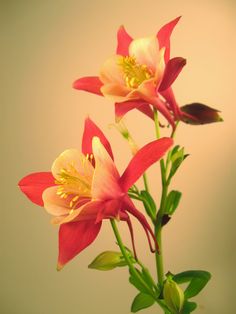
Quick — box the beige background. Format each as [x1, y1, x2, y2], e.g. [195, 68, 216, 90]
[1, 0, 235, 313]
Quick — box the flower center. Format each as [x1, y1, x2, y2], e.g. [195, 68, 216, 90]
[55, 154, 93, 208]
[118, 56, 153, 89]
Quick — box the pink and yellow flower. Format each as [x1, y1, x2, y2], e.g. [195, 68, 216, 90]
[73, 17, 186, 128]
[19, 118, 173, 269]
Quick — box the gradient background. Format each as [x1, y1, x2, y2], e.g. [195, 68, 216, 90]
[1, 1, 235, 313]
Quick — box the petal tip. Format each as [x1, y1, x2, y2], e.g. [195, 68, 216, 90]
[57, 262, 64, 271]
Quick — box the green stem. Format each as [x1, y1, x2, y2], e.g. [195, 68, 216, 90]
[110, 219, 155, 298]
[153, 108, 168, 287]
[143, 173, 149, 192]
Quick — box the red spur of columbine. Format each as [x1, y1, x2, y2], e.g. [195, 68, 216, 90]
[73, 17, 186, 128]
[19, 118, 173, 270]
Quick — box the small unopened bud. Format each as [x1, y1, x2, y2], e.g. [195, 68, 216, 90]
[163, 276, 185, 313]
[88, 251, 127, 271]
[180, 103, 223, 125]
[109, 120, 139, 155]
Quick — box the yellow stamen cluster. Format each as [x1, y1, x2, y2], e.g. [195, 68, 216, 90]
[118, 56, 153, 89]
[55, 154, 93, 209]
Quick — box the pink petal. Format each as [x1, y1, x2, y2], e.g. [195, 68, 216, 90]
[137, 80, 175, 127]
[119, 137, 173, 191]
[72, 76, 103, 95]
[57, 219, 102, 270]
[157, 16, 181, 63]
[115, 100, 147, 119]
[159, 57, 186, 92]
[92, 137, 123, 200]
[137, 104, 154, 120]
[95, 199, 121, 223]
[82, 117, 114, 161]
[116, 25, 133, 56]
[18, 172, 55, 206]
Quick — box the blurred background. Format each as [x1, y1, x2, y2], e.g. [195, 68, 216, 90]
[1, 0, 235, 313]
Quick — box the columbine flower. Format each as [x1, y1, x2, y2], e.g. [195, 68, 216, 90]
[19, 118, 173, 269]
[73, 17, 186, 128]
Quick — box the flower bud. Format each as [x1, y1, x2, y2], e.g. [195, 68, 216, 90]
[163, 277, 185, 313]
[180, 103, 223, 125]
[88, 251, 127, 271]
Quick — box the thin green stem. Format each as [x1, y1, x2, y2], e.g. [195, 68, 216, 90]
[153, 108, 167, 287]
[110, 219, 155, 298]
[143, 173, 149, 192]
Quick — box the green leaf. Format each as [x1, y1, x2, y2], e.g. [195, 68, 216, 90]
[141, 268, 160, 295]
[182, 301, 197, 314]
[140, 190, 156, 221]
[131, 293, 155, 312]
[168, 147, 188, 181]
[170, 145, 180, 158]
[165, 190, 182, 215]
[173, 270, 211, 299]
[129, 269, 151, 294]
[88, 251, 128, 271]
[140, 190, 157, 214]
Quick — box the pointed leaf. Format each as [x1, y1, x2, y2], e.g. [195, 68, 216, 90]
[131, 293, 155, 313]
[165, 190, 182, 215]
[173, 270, 211, 299]
[182, 301, 197, 314]
[129, 268, 151, 294]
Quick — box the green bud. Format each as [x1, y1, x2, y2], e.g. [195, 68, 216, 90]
[163, 277, 185, 314]
[88, 251, 127, 271]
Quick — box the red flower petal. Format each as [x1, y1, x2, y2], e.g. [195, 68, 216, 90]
[159, 57, 186, 92]
[160, 88, 181, 119]
[119, 138, 173, 192]
[123, 197, 158, 253]
[115, 100, 149, 120]
[82, 117, 114, 161]
[137, 104, 154, 120]
[157, 16, 181, 63]
[57, 219, 102, 270]
[18, 172, 55, 206]
[116, 25, 133, 56]
[73, 76, 103, 95]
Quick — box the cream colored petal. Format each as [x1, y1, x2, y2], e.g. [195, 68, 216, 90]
[100, 83, 132, 102]
[100, 55, 125, 85]
[129, 36, 159, 73]
[51, 149, 94, 182]
[155, 47, 166, 84]
[42, 186, 70, 216]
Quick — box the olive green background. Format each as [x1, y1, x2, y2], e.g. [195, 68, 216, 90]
[1, 0, 235, 313]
